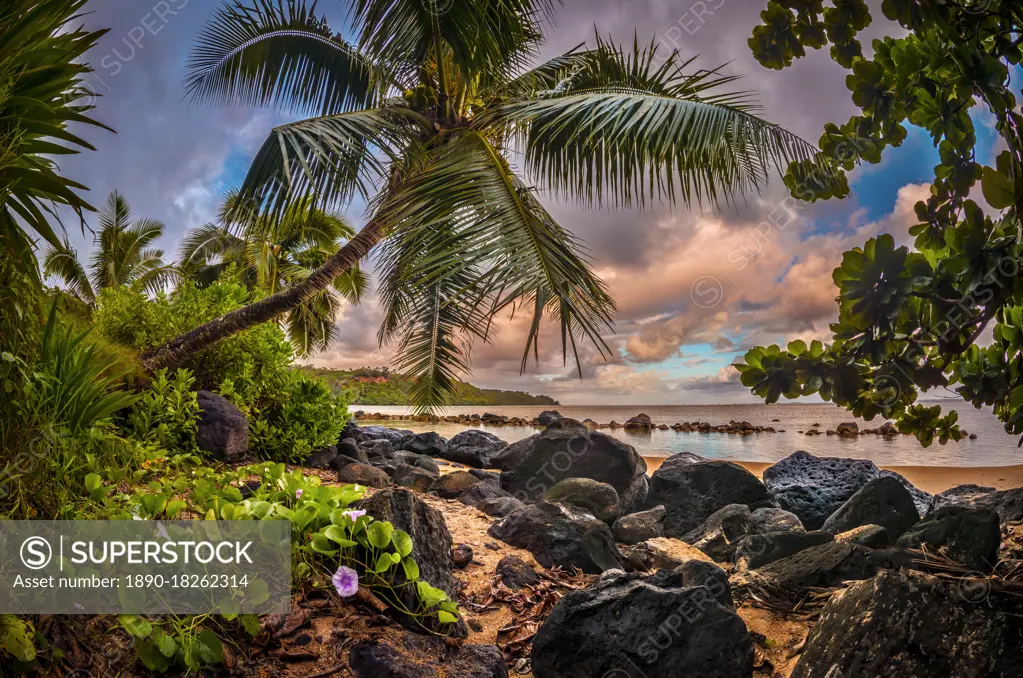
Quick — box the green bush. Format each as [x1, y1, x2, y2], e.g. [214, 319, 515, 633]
[94, 275, 346, 462]
[242, 372, 348, 463]
[124, 368, 200, 454]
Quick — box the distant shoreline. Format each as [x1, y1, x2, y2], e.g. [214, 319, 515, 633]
[640, 456, 1023, 494]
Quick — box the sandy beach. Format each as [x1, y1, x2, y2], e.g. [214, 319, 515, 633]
[642, 456, 1023, 494]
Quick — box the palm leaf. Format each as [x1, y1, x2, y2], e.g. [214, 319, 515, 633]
[186, 0, 390, 115]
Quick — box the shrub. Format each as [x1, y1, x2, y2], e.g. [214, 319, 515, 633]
[124, 368, 200, 454]
[243, 372, 348, 463]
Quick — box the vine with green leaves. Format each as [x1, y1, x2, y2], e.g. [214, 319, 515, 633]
[737, 0, 1023, 446]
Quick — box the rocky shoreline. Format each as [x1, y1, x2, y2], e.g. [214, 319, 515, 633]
[353, 409, 978, 440]
[277, 409, 1022, 677]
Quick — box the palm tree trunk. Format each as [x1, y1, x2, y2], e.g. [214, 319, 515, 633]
[140, 219, 386, 372]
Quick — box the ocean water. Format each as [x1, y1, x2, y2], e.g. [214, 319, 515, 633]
[350, 402, 1023, 467]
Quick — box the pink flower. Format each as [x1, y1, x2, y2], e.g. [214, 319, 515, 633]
[343, 509, 367, 522]
[295, 489, 303, 500]
[332, 565, 359, 597]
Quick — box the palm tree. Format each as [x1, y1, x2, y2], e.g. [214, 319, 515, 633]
[0, 0, 109, 277]
[179, 191, 367, 355]
[141, 0, 825, 409]
[43, 191, 177, 312]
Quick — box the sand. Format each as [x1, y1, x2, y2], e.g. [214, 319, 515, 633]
[642, 457, 1023, 494]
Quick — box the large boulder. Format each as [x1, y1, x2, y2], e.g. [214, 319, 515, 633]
[400, 431, 449, 458]
[738, 541, 911, 594]
[821, 476, 920, 539]
[681, 504, 752, 562]
[195, 390, 248, 462]
[356, 489, 463, 635]
[536, 410, 563, 427]
[613, 506, 666, 545]
[531, 572, 754, 678]
[836, 422, 859, 437]
[792, 569, 1023, 678]
[896, 506, 1001, 571]
[764, 451, 929, 530]
[487, 501, 623, 574]
[488, 434, 539, 472]
[360, 438, 395, 461]
[543, 478, 620, 524]
[969, 487, 1023, 522]
[360, 425, 412, 445]
[394, 452, 441, 476]
[676, 560, 734, 609]
[500, 427, 648, 514]
[733, 530, 834, 571]
[457, 482, 512, 509]
[749, 507, 804, 534]
[928, 484, 996, 513]
[646, 453, 774, 537]
[338, 463, 391, 489]
[443, 430, 507, 469]
[432, 471, 482, 499]
[338, 438, 369, 463]
[623, 413, 653, 431]
[392, 464, 437, 493]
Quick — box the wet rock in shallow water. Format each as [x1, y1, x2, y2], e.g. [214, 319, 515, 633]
[749, 507, 805, 534]
[681, 504, 752, 562]
[196, 390, 248, 462]
[792, 569, 1023, 678]
[835, 524, 890, 549]
[647, 453, 774, 537]
[530, 571, 753, 678]
[500, 427, 648, 514]
[897, 505, 1000, 571]
[496, 555, 539, 590]
[444, 430, 507, 468]
[623, 413, 653, 431]
[836, 422, 859, 437]
[613, 505, 666, 545]
[733, 530, 834, 570]
[392, 464, 436, 493]
[487, 501, 623, 574]
[543, 478, 620, 524]
[432, 471, 481, 499]
[821, 476, 920, 540]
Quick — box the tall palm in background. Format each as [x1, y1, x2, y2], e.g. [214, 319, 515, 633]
[142, 0, 825, 409]
[43, 191, 177, 313]
[179, 191, 367, 355]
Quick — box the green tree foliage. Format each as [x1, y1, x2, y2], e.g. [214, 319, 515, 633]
[0, 0, 109, 277]
[179, 192, 366, 356]
[142, 0, 823, 411]
[43, 190, 178, 313]
[736, 0, 1023, 445]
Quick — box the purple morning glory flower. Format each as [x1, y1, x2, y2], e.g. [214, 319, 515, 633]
[295, 489, 303, 500]
[332, 565, 359, 597]
[343, 509, 367, 522]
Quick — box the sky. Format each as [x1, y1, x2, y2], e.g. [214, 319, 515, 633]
[54, 0, 1000, 405]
